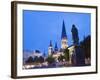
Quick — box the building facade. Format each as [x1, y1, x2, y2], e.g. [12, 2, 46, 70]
[48, 20, 75, 65]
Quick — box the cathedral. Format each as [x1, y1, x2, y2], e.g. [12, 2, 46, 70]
[23, 20, 87, 69]
[48, 20, 75, 65]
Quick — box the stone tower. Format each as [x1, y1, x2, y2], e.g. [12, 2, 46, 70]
[48, 40, 53, 55]
[61, 21, 68, 49]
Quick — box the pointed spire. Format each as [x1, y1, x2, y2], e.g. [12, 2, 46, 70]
[54, 42, 58, 51]
[49, 40, 52, 47]
[61, 20, 67, 39]
[83, 35, 86, 42]
[43, 51, 46, 57]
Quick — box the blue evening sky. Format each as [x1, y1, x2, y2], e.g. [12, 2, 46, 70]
[23, 10, 91, 54]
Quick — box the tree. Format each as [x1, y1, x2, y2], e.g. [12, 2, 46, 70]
[26, 56, 34, 63]
[33, 56, 39, 63]
[38, 56, 44, 63]
[46, 56, 55, 64]
[80, 35, 91, 58]
[33, 56, 44, 63]
[63, 48, 69, 61]
[58, 55, 65, 62]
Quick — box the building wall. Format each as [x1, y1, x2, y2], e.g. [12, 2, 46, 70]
[61, 38, 68, 49]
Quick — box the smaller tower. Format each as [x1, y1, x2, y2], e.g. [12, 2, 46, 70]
[54, 42, 58, 52]
[61, 20, 68, 49]
[48, 40, 53, 55]
[43, 51, 46, 60]
[43, 51, 46, 57]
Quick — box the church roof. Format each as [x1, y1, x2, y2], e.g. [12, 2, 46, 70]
[68, 44, 74, 48]
[59, 48, 65, 52]
[61, 20, 67, 39]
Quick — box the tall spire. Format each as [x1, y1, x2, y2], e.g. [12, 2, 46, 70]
[61, 20, 67, 39]
[61, 20, 68, 49]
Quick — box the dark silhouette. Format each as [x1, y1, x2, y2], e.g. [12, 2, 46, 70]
[35, 50, 41, 53]
[33, 56, 39, 63]
[33, 56, 44, 63]
[74, 46, 85, 66]
[38, 56, 44, 63]
[71, 24, 79, 45]
[71, 24, 85, 66]
[26, 56, 34, 63]
[80, 35, 91, 59]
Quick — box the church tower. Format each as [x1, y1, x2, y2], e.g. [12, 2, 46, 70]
[48, 40, 53, 55]
[54, 42, 58, 52]
[61, 21, 68, 49]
